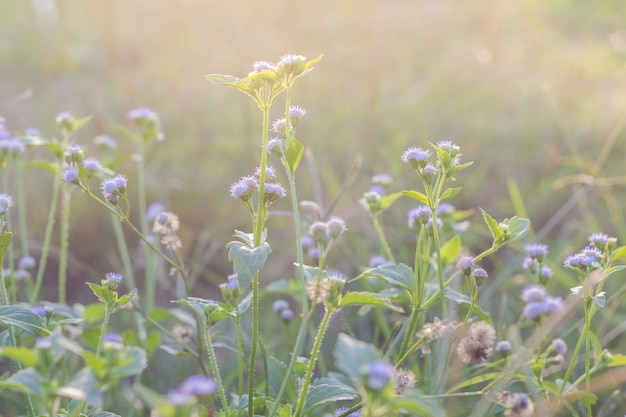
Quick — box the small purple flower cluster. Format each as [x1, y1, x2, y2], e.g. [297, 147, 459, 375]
[520, 285, 563, 320]
[230, 166, 286, 205]
[100, 175, 127, 205]
[167, 374, 217, 406]
[563, 233, 617, 274]
[272, 298, 294, 322]
[0, 122, 27, 156]
[522, 242, 553, 284]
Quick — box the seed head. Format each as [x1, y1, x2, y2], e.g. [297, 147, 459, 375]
[456, 321, 496, 365]
[391, 368, 416, 394]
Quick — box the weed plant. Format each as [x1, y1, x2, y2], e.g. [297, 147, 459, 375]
[1, 54, 625, 417]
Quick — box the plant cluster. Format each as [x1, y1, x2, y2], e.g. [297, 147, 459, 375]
[0, 54, 625, 417]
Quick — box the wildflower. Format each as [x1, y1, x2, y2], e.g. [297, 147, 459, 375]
[588, 232, 610, 246]
[18, 256, 36, 270]
[437, 202, 455, 215]
[457, 256, 475, 276]
[0, 138, 26, 155]
[368, 255, 391, 268]
[289, 105, 306, 127]
[273, 299, 289, 312]
[307, 246, 320, 260]
[146, 202, 166, 221]
[267, 137, 285, 157]
[520, 285, 547, 302]
[227, 274, 238, 290]
[230, 176, 258, 202]
[426, 216, 443, 230]
[456, 321, 496, 365]
[472, 268, 488, 287]
[525, 243, 549, 262]
[366, 360, 394, 390]
[540, 265, 553, 279]
[564, 246, 602, 272]
[35, 337, 53, 349]
[371, 173, 393, 186]
[495, 340, 511, 352]
[309, 221, 329, 244]
[277, 54, 307, 76]
[62, 166, 79, 184]
[252, 61, 276, 72]
[407, 205, 431, 229]
[300, 235, 314, 248]
[551, 338, 567, 355]
[112, 175, 127, 190]
[391, 368, 416, 394]
[503, 393, 534, 417]
[32, 305, 47, 317]
[255, 165, 276, 179]
[56, 111, 75, 132]
[167, 389, 194, 406]
[153, 212, 180, 235]
[419, 317, 459, 342]
[0, 193, 14, 213]
[103, 272, 123, 291]
[127, 107, 158, 122]
[83, 158, 102, 172]
[94, 134, 118, 149]
[436, 140, 460, 155]
[280, 308, 294, 322]
[0, 124, 9, 139]
[327, 216, 347, 239]
[401, 147, 431, 169]
[422, 163, 438, 179]
[522, 287, 564, 321]
[272, 117, 287, 137]
[306, 277, 332, 304]
[367, 184, 385, 196]
[263, 182, 286, 204]
[25, 127, 40, 136]
[179, 375, 217, 396]
[104, 332, 122, 344]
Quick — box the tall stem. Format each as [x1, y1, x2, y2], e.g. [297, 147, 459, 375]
[16, 160, 30, 258]
[57, 186, 70, 304]
[372, 214, 396, 264]
[95, 306, 112, 357]
[136, 136, 156, 310]
[294, 309, 333, 417]
[110, 212, 137, 291]
[204, 326, 228, 409]
[583, 302, 592, 416]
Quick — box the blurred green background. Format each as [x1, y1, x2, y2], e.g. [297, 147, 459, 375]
[1, 0, 626, 301]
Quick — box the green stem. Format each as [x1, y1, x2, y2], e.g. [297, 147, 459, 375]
[559, 321, 586, 395]
[16, 160, 30, 258]
[0, 253, 36, 417]
[2, 170, 15, 301]
[395, 336, 427, 368]
[584, 302, 592, 417]
[30, 164, 61, 304]
[430, 208, 446, 318]
[248, 271, 259, 417]
[235, 313, 245, 397]
[372, 214, 396, 264]
[95, 306, 112, 357]
[58, 185, 70, 304]
[204, 326, 228, 409]
[110, 212, 137, 291]
[294, 309, 333, 417]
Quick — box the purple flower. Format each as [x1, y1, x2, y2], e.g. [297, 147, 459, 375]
[179, 375, 217, 396]
[146, 202, 166, 221]
[56, 111, 74, 124]
[426, 216, 443, 229]
[273, 299, 289, 312]
[105, 272, 123, 282]
[366, 360, 394, 390]
[495, 340, 511, 352]
[407, 205, 430, 229]
[32, 305, 47, 317]
[300, 235, 314, 248]
[18, 256, 36, 270]
[25, 127, 40, 136]
[369, 255, 392, 268]
[436, 140, 458, 151]
[309, 221, 328, 243]
[289, 105, 306, 119]
[334, 407, 360, 417]
[588, 233, 610, 246]
[437, 203, 455, 215]
[263, 182, 286, 203]
[254, 165, 276, 179]
[252, 61, 276, 72]
[401, 147, 431, 169]
[94, 134, 118, 149]
[127, 107, 158, 121]
[0, 193, 14, 213]
[520, 285, 547, 302]
[457, 256, 475, 274]
[113, 175, 127, 189]
[540, 265, 553, 279]
[307, 246, 320, 260]
[166, 389, 194, 405]
[230, 176, 258, 201]
[523, 296, 563, 320]
[267, 137, 284, 157]
[525, 243, 549, 261]
[367, 185, 385, 196]
[280, 308, 294, 322]
[227, 274, 238, 290]
[104, 333, 122, 344]
[272, 118, 287, 136]
[327, 216, 347, 239]
[552, 338, 567, 355]
[371, 173, 393, 186]
[62, 166, 79, 184]
[0, 138, 26, 154]
[422, 163, 438, 177]
[83, 158, 102, 172]
[65, 144, 82, 156]
[472, 268, 488, 286]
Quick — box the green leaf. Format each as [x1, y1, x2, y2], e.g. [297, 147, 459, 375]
[146, 307, 178, 323]
[279, 404, 293, 417]
[602, 265, 626, 279]
[0, 305, 48, 336]
[71, 115, 93, 133]
[402, 190, 429, 205]
[285, 138, 304, 172]
[333, 333, 381, 379]
[0, 367, 44, 397]
[60, 368, 101, 407]
[501, 216, 530, 242]
[0, 231, 13, 259]
[591, 292, 606, 308]
[0, 346, 39, 367]
[379, 192, 403, 210]
[444, 288, 493, 326]
[115, 288, 137, 309]
[86, 283, 115, 305]
[353, 263, 414, 293]
[340, 291, 403, 312]
[110, 346, 147, 379]
[303, 383, 359, 414]
[268, 357, 295, 403]
[480, 208, 501, 242]
[226, 240, 272, 292]
[447, 371, 504, 393]
[607, 353, 626, 367]
[440, 235, 462, 265]
[23, 160, 58, 174]
[83, 303, 106, 323]
[447, 160, 474, 176]
[83, 352, 106, 377]
[611, 246, 626, 262]
[439, 187, 462, 201]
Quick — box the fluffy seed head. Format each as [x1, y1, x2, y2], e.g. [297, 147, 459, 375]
[391, 368, 416, 394]
[456, 321, 496, 365]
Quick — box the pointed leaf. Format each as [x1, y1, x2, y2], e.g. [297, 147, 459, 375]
[0, 231, 13, 259]
[334, 333, 381, 379]
[440, 235, 462, 265]
[0, 305, 48, 336]
[110, 347, 147, 379]
[226, 240, 271, 292]
[602, 265, 626, 279]
[353, 263, 414, 293]
[0, 346, 39, 367]
[379, 192, 403, 210]
[480, 208, 501, 242]
[303, 383, 359, 414]
[444, 288, 493, 326]
[285, 139, 304, 172]
[440, 187, 462, 201]
[403, 190, 429, 205]
[607, 354, 626, 367]
[340, 291, 403, 312]
[394, 391, 446, 417]
[268, 356, 296, 402]
[610, 246, 626, 262]
[0, 367, 44, 397]
[502, 216, 530, 242]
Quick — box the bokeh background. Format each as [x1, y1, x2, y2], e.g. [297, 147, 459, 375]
[1, 0, 626, 301]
